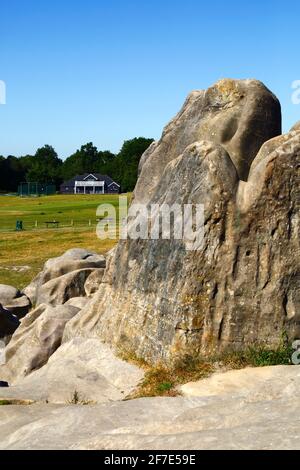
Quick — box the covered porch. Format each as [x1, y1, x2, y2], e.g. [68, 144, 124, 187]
[74, 180, 105, 194]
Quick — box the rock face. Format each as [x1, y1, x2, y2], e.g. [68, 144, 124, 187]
[0, 365, 300, 450]
[64, 79, 299, 365]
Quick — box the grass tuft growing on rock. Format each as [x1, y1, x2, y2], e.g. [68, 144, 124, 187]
[123, 354, 214, 400]
[0, 399, 33, 406]
[122, 340, 293, 400]
[218, 343, 293, 369]
[67, 390, 91, 406]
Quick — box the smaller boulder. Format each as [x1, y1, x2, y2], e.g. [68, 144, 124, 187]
[36, 268, 97, 306]
[23, 248, 106, 306]
[0, 303, 80, 384]
[0, 285, 20, 305]
[51, 248, 95, 262]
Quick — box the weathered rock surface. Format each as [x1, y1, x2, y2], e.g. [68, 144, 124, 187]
[137, 78, 281, 204]
[22, 279, 40, 307]
[64, 297, 91, 310]
[0, 365, 300, 450]
[0, 249, 108, 381]
[61, 80, 299, 365]
[0, 338, 144, 404]
[180, 365, 300, 399]
[84, 268, 105, 296]
[0, 285, 20, 305]
[36, 268, 96, 306]
[0, 304, 80, 383]
[23, 249, 106, 306]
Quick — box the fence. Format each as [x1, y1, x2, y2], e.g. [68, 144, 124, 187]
[0, 218, 121, 233]
[18, 183, 56, 197]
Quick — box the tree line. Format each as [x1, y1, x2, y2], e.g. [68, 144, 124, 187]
[0, 137, 154, 193]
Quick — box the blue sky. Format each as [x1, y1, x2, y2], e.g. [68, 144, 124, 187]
[0, 0, 299, 158]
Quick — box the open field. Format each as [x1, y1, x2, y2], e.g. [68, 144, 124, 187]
[0, 194, 128, 231]
[0, 194, 128, 288]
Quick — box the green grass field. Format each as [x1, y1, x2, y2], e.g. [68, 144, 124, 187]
[0, 194, 128, 289]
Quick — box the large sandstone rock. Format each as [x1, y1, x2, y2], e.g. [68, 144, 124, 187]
[0, 304, 80, 383]
[0, 338, 144, 404]
[0, 365, 300, 450]
[63, 80, 299, 365]
[23, 249, 106, 306]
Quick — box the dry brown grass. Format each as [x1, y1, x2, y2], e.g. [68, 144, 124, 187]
[120, 351, 214, 399]
[0, 193, 126, 288]
[0, 228, 116, 288]
[121, 341, 293, 400]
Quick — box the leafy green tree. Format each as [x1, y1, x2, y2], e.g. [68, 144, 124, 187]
[0, 155, 25, 191]
[61, 138, 153, 190]
[0, 137, 154, 193]
[61, 143, 108, 180]
[18, 154, 35, 178]
[26, 145, 62, 185]
[115, 137, 154, 192]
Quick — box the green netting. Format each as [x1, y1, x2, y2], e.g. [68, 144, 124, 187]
[18, 183, 56, 196]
